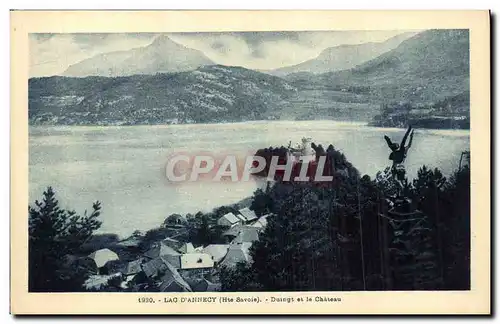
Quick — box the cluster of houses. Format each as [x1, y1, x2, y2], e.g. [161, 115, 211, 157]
[82, 207, 270, 292]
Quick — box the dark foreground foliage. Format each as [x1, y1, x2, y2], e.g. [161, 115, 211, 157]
[29, 187, 102, 292]
[220, 148, 471, 291]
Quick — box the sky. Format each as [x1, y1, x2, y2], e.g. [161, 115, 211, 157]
[29, 30, 415, 77]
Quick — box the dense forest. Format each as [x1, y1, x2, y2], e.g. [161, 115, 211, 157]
[28, 145, 470, 292]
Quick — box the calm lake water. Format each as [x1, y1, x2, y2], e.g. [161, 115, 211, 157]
[29, 121, 470, 237]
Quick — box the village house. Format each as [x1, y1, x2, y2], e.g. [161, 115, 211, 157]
[79, 208, 269, 291]
[202, 244, 230, 264]
[219, 242, 253, 268]
[232, 228, 260, 244]
[238, 207, 258, 223]
[234, 213, 247, 223]
[178, 242, 196, 254]
[88, 248, 120, 273]
[222, 225, 244, 238]
[141, 256, 193, 292]
[222, 225, 260, 244]
[123, 258, 144, 278]
[144, 242, 182, 268]
[143, 240, 214, 271]
[179, 252, 215, 270]
[159, 262, 192, 292]
[142, 256, 173, 278]
[250, 214, 270, 229]
[217, 212, 241, 227]
[144, 242, 180, 258]
[250, 221, 263, 230]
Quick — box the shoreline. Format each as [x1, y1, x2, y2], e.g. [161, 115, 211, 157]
[29, 118, 470, 131]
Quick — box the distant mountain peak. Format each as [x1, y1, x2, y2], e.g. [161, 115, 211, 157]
[150, 34, 184, 48]
[151, 34, 171, 43]
[314, 29, 469, 104]
[63, 35, 215, 77]
[266, 32, 416, 76]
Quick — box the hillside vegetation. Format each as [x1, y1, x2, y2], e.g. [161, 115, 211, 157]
[29, 65, 296, 125]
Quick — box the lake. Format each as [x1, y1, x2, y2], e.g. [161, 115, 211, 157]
[29, 121, 470, 237]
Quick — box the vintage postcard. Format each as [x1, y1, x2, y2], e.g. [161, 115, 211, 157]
[11, 10, 490, 315]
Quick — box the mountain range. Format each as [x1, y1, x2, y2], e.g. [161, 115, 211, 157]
[29, 30, 470, 127]
[63, 35, 214, 77]
[314, 29, 470, 104]
[266, 32, 416, 76]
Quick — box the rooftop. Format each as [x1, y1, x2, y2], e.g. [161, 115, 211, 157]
[238, 208, 258, 222]
[202, 244, 230, 263]
[88, 248, 119, 268]
[219, 212, 241, 225]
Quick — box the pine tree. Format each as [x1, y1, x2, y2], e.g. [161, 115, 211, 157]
[441, 165, 471, 289]
[219, 263, 262, 291]
[250, 184, 343, 291]
[250, 187, 273, 216]
[197, 215, 212, 246]
[29, 187, 102, 292]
